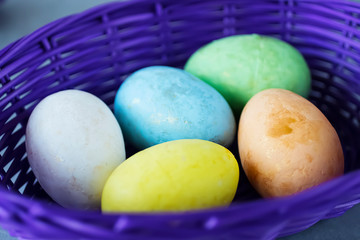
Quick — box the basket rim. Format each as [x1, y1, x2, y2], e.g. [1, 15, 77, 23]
[0, 168, 360, 239]
[1, 169, 359, 221]
[1, 0, 360, 238]
[1, 0, 360, 64]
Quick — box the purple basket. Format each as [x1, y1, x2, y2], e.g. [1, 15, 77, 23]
[1, 0, 360, 239]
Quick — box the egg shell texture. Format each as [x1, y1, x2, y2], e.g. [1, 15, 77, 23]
[25, 90, 126, 209]
[238, 89, 344, 197]
[114, 66, 236, 150]
[185, 34, 311, 118]
[101, 139, 239, 212]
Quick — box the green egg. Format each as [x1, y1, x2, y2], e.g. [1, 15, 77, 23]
[184, 34, 311, 119]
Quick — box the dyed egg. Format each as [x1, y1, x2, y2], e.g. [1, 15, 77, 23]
[101, 139, 239, 212]
[184, 34, 311, 118]
[238, 89, 344, 198]
[114, 66, 236, 150]
[25, 90, 126, 209]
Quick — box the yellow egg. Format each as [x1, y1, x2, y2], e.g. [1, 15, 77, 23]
[101, 139, 239, 212]
[238, 89, 344, 198]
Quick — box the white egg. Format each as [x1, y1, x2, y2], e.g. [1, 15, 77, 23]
[25, 90, 126, 209]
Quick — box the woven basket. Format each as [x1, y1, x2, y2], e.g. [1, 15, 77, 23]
[1, 0, 360, 239]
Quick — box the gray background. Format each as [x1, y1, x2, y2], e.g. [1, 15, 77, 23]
[0, 0, 359, 239]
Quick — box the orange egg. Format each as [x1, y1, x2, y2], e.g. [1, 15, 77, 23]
[238, 89, 344, 198]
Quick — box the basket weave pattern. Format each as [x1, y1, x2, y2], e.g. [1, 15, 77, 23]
[1, 0, 360, 239]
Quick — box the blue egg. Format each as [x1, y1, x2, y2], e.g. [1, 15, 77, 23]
[114, 66, 236, 150]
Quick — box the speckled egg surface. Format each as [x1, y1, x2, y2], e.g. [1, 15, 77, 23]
[238, 89, 344, 198]
[114, 66, 236, 150]
[25, 90, 126, 209]
[185, 34, 311, 118]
